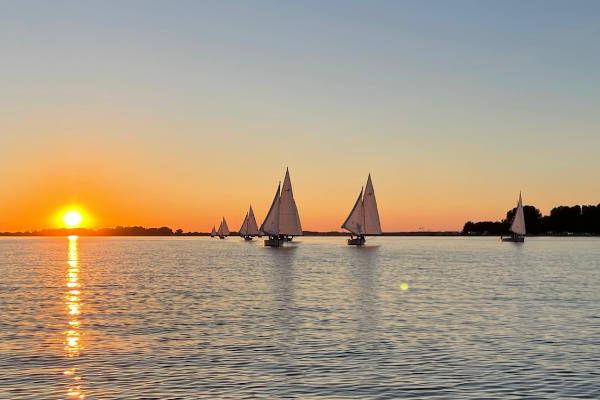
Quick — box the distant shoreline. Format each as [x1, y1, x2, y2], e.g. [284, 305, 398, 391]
[1, 230, 598, 237]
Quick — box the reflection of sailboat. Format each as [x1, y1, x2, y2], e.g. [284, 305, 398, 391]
[64, 235, 85, 399]
[501, 192, 526, 242]
[342, 174, 382, 245]
[217, 217, 229, 239]
[260, 168, 303, 247]
[210, 226, 217, 238]
[267, 246, 297, 345]
[239, 205, 260, 240]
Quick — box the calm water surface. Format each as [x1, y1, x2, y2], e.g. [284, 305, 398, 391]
[0, 236, 599, 399]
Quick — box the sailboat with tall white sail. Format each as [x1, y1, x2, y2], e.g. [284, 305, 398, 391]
[501, 192, 526, 242]
[239, 205, 260, 241]
[217, 217, 230, 239]
[260, 168, 303, 247]
[210, 226, 217, 238]
[342, 174, 382, 245]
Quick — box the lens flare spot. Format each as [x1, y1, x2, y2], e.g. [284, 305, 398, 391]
[400, 283, 409, 291]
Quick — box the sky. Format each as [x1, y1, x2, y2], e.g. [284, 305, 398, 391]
[1, 0, 599, 232]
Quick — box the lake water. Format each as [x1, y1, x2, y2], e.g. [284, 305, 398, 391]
[0, 236, 599, 399]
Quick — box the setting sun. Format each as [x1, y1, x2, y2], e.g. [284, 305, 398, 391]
[63, 211, 83, 228]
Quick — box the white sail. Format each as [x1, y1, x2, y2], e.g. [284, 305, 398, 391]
[210, 226, 216, 237]
[246, 205, 260, 236]
[279, 168, 303, 236]
[260, 184, 280, 236]
[217, 217, 230, 236]
[342, 187, 364, 234]
[239, 212, 249, 236]
[510, 192, 526, 235]
[362, 174, 382, 234]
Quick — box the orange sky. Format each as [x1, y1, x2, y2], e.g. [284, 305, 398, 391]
[1, 119, 597, 233]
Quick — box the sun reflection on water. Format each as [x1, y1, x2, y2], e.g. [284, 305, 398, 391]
[64, 235, 85, 399]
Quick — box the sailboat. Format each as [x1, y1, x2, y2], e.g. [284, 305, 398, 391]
[260, 168, 303, 247]
[501, 192, 526, 242]
[217, 217, 230, 239]
[341, 174, 382, 245]
[239, 205, 260, 241]
[210, 226, 217, 238]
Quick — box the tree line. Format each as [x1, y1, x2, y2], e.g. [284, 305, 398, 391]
[463, 204, 600, 235]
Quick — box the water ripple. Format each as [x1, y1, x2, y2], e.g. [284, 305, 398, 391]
[0, 236, 599, 399]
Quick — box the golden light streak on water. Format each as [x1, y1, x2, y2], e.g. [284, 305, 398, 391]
[64, 235, 85, 399]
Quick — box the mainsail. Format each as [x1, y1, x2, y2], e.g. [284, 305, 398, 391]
[239, 213, 249, 236]
[363, 174, 382, 234]
[279, 168, 303, 236]
[217, 217, 230, 237]
[246, 206, 260, 236]
[510, 192, 526, 235]
[341, 174, 382, 235]
[342, 188, 364, 234]
[260, 184, 281, 236]
[210, 226, 216, 237]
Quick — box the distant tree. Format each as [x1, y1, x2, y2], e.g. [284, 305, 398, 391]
[462, 220, 507, 235]
[157, 226, 174, 236]
[547, 205, 582, 233]
[464, 202, 600, 235]
[175, 229, 183, 235]
[504, 205, 543, 234]
[581, 204, 600, 234]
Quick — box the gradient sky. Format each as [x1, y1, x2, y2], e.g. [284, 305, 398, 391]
[1, 0, 599, 232]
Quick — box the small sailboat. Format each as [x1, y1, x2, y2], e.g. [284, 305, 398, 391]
[210, 226, 217, 238]
[501, 192, 526, 242]
[217, 217, 230, 239]
[260, 168, 303, 247]
[239, 205, 260, 240]
[342, 174, 382, 245]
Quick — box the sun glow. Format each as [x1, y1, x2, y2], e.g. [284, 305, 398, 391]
[64, 211, 83, 228]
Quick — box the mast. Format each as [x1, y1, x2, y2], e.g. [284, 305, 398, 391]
[260, 183, 281, 236]
[362, 174, 382, 235]
[509, 192, 526, 235]
[342, 187, 364, 235]
[279, 168, 303, 236]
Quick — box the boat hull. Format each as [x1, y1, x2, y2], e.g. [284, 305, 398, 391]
[218, 236, 226, 239]
[500, 236, 524, 242]
[264, 237, 284, 247]
[244, 236, 253, 241]
[347, 236, 366, 246]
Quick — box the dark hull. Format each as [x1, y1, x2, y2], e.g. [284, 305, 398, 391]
[347, 236, 366, 246]
[264, 237, 284, 247]
[244, 236, 253, 241]
[500, 236, 525, 242]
